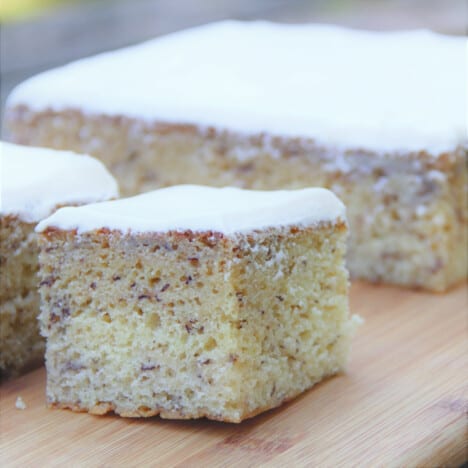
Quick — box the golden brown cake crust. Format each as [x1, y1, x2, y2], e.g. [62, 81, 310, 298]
[48, 391, 294, 423]
[48, 370, 341, 423]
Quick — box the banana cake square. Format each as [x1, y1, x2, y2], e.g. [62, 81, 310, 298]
[0, 142, 118, 377]
[6, 22, 467, 291]
[36, 185, 359, 422]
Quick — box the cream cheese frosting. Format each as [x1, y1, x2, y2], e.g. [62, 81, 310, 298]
[7, 21, 466, 155]
[0, 142, 119, 222]
[35, 185, 346, 234]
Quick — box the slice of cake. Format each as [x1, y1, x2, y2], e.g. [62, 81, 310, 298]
[36, 185, 359, 423]
[0, 142, 118, 377]
[5, 21, 467, 291]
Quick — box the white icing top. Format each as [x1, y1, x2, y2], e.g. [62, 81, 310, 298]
[35, 185, 345, 234]
[0, 142, 118, 222]
[8, 21, 466, 155]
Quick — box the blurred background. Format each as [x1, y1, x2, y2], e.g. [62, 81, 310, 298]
[0, 0, 466, 114]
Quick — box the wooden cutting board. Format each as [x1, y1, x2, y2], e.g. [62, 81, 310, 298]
[1, 282, 467, 467]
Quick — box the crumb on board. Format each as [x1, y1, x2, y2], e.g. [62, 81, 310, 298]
[15, 396, 27, 410]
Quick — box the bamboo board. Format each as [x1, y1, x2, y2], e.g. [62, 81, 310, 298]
[1, 282, 467, 467]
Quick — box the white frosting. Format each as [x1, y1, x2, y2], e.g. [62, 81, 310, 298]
[7, 21, 466, 155]
[0, 142, 118, 222]
[35, 185, 345, 234]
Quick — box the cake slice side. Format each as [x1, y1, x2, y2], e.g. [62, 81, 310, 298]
[0, 216, 43, 376]
[0, 142, 118, 378]
[38, 221, 356, 422]
[229, 221, 354, 419]
[38, 229, 249, 421]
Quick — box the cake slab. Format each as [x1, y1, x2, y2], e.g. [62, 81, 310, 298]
[6, 22, 467, 292]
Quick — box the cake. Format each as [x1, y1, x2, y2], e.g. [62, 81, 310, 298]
[36, 185, 359, 423]
[0, 142, 118, 377]
[5, 21, 467, 291]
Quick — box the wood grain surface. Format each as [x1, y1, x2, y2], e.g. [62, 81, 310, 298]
[1, 282, 467, 467]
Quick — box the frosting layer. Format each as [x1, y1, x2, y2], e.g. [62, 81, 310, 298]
[0, 142, 119, 222]
[7, 21, 466, 154]
[36, 185, 346, 234]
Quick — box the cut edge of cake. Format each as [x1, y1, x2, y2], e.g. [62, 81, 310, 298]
[36, 186, 361, 422]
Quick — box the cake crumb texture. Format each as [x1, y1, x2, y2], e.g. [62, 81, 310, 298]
[0, 216, 43, 377]
[15, 396, 27, 410]
[39, 220, 356, 422]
